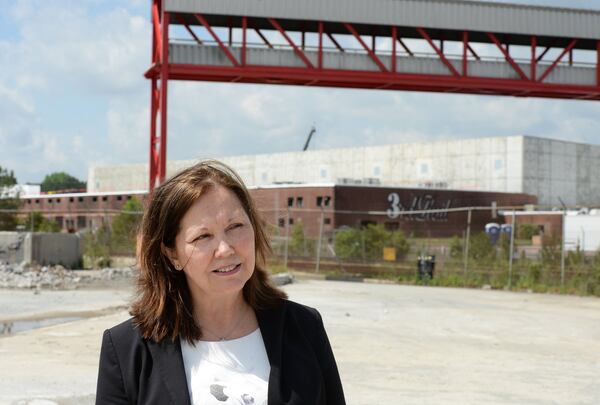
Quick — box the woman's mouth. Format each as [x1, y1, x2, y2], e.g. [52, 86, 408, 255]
[212, 263, 241, 276]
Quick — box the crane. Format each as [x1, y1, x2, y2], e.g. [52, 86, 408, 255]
[302, 126, 316, 151]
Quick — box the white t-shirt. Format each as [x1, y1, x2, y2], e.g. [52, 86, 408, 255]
[180, 328, 271, 405]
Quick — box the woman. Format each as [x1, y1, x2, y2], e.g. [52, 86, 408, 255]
[96, 160, 345, 405]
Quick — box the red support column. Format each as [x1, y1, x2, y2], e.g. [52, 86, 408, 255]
[391, 26, 397, 73]
[597, 40, 600, 87]
[242, 17, 247, 66]
[159, 11, 169, 185]
[531, 36, 537, 81]
[318, 22, 323, 69]
[462, 31, 468, 77]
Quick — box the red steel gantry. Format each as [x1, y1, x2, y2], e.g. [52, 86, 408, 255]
[146, 0, 600, 189]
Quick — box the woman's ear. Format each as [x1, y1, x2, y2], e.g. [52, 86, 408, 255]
[161, 243, 181, 270]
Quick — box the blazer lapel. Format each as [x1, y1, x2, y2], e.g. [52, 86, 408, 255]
[257, 303, 286, 405]
[147, 337, 192, 405]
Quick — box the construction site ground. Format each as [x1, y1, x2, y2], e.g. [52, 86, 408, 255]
[1, 275, 599, 405]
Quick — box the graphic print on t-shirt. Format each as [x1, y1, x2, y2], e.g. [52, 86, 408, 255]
[209, 381, 262, 404]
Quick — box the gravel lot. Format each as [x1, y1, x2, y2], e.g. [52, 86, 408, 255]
[1, 278, 599, 405]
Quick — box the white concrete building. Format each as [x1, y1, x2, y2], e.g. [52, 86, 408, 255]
[88, 135, 600, 207]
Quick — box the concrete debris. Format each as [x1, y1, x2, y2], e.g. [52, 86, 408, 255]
[0, 263, 135, 290]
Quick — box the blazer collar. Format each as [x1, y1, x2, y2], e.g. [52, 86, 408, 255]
[147, 336, 192, 405]
[257, 302, 286, 405]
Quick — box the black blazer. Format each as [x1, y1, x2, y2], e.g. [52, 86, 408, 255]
[96, 300, 346, 404]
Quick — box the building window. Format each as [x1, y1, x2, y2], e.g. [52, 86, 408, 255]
[324, 196, 331, 206]
[35, 199, 40, 204]
[278, 218, 285, 227]
[92, 197, 98, 202]
[324, 218, 331, 225]
[373, 166, 381, 176]
[320, 168, 328, 179]
[77, 216, 86, 228]
[289, 218, 294, 225]
[127, 196, 132, 200]
[287, 197, 293, 207]
[316, 196, 323, 206]
[69, 197, 74, 203]
[48, 199, 53, 203]
[56, 198, 61, 203]
[420, 163, 429, 174]
[78, 197, 84, 202]
[495, 159, 504, 170]
[261, 172, 268, 182]
[116, 195, 122, 201]
[102, 196, 108, 202]
[296, 197, 303, 208]
[27, 200, 31, 204]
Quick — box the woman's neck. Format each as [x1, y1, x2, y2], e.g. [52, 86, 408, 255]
[192, 292, 253, 340]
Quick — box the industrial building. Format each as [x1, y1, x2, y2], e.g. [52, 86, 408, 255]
[20, 185, 535, 238]
[88, 135, 600, 207]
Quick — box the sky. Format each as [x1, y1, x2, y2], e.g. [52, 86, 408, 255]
[1, 0, 599, 184]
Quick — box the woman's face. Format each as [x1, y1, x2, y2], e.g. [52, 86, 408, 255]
[170, 185, 256, 300]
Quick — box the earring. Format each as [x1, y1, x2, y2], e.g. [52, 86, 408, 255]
[174, 264, 182, 271]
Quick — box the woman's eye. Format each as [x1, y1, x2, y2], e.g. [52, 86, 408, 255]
[229, 223, 243, 230]
[194, 234, 210, 242]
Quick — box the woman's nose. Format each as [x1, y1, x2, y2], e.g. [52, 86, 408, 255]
[214, 238, 235, 257]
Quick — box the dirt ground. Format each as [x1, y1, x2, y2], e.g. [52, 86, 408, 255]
[1, 278, 599, 405]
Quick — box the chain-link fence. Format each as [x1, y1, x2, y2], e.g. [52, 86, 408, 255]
[2, 204, 599, 295]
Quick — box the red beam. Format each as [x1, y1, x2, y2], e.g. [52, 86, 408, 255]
[194, 13, 240, 67]
[255, 28, 273, 49]
[326, 32, 345, 52]
[467, 45, 480, 60]
[397, 37, 413, 56]
[538, 39, 578, 83]
[176, 15, 203, 45]
[344, 22, 388, 72]
[161, 64, 600, 100]
[416, 27, 460, 77]
[486, 32, 528, 80]
[268, 18, 314, 69]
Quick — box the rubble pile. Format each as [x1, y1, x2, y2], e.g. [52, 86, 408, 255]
[0, 263, 136, 290]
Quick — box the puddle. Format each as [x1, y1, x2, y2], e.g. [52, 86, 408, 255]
[0, 316, 83, 335]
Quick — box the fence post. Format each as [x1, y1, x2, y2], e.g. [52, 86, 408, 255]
[561, 209, 566, 286]
[463, 208, 472, 277]
[283, 207, 290, 269]
[508, 209, 516, 289]
[30, 211, 34, 232]
[315, 206, 325, 273]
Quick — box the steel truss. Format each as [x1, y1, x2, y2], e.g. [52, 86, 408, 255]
[146, 0, 600, 189]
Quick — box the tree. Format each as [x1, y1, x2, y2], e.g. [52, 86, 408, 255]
[0, 165, 17, 188]
[110, 197, 143, 255]
[335, 224, 410, 261]
[84, 222, 112, 268]
[41, 172, 86, 192]
[0, 165, 18, 230]
[21, 212, 60, 232]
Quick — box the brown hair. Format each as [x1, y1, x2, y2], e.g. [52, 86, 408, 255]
[131, 160, 287, 343]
